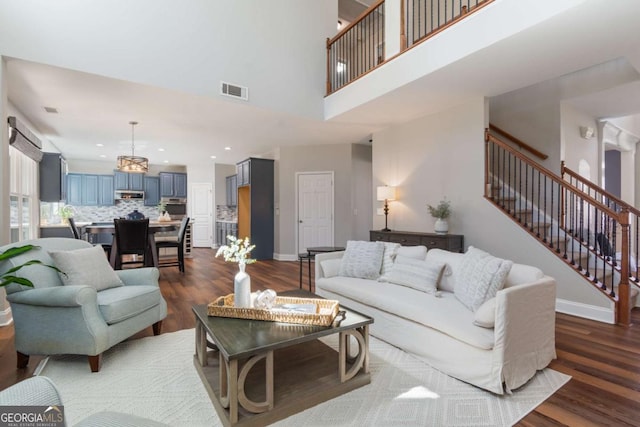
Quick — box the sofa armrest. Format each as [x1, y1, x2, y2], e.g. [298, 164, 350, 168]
[7, 286, 97, 307]
[314, 251, 345, 280]
[0, 377, 63, 406]
[116, 267, 160, 287]
[493, 276, 557, 391]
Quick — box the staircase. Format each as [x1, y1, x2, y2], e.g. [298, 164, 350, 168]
[484, 127, 638, 326]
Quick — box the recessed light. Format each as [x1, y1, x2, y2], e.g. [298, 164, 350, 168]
[163, 160, 169, 163]
[224, 147, 231, 151]
[96, 143, 104, 147]
[99, 154, 106, 158]
[210, 155, 217, 159]
[158, 148, 165, 152]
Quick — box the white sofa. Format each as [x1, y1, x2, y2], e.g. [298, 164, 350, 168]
[315, 245, 557, 395]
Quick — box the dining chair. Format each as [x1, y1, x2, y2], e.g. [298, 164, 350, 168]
[113, 218, 150, 270]
[68, 217, 81, 239]
[156, 217, 190, 272]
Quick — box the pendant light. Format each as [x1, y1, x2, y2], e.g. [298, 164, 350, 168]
[117, 121, 148, 173]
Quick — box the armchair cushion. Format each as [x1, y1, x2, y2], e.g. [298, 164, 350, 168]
[50, 244, 124, 291]
[97, 286, 164, 325]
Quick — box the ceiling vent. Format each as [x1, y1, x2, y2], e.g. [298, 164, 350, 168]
[220, 81, 249, 101]
[43, 106, 58, 114]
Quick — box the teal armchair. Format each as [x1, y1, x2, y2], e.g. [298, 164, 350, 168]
[0, 238, 167, 372]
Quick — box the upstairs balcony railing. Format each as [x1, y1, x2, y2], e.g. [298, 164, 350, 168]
[327, 0, 494, 95]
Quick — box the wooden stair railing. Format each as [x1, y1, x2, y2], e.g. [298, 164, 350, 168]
[327, 0, 494, 95]
[488, 124, 549, 161]
[485, 129, 632, 326]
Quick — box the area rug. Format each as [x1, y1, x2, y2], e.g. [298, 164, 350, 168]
[40, 329, 569, 426]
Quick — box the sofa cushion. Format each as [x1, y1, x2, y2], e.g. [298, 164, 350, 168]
[425, 248, 463, 292]
[316, 277, 495, 350]
[380, 242, 401, 275]
[97, 286, 163, 325]
[473, 297, 496, 328]
[396, 245, 427, 260]
[49, 245, 124, 292]
[321, 258, 342, 278]
[339, 241, 385, 279]
[379, 255, 445, 294]
[454, 247, 512, 312]
[504, 264, 544, 288]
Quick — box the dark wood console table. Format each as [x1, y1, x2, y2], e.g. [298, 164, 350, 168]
[370, 230, 464, 253]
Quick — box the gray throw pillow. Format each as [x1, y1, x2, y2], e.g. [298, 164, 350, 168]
[454, 246, 512, 312]
[339, 240, 385, 279]
[49, 245, 124, 291]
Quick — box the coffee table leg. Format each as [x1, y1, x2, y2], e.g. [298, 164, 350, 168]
[219, 356, 239, 424]
[339, 325, 369, 382]
[238, 351, 274, 413]
[195, 321, 207, 366]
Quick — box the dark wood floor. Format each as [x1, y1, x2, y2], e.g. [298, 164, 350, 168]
[1, 247, 639, 426]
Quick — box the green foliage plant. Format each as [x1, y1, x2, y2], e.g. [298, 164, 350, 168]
[0, 244, 63, 288]
[427, 199, 452, 219]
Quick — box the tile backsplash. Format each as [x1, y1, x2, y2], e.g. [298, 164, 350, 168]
[216, 205, 237, 221]
[69, 200, 162, 223]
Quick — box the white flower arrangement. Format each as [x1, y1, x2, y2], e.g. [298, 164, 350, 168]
[215, 235, 256, 265]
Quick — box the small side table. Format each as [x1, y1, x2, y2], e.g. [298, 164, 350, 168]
[299, 246, 345, 292]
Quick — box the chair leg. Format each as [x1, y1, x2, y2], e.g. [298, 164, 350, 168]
[152, 320, 163, 336]
[88, 354, 101, 372]
[16, 351, 29, 369]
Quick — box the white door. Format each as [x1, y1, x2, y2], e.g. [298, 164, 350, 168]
[297, 172, 334, 253]
[190, 183, 213, 247]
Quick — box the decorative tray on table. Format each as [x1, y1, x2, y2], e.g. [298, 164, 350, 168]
[207, 294, 340, 326]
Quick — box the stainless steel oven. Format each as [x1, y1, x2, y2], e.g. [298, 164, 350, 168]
[161, 197, 187, 218]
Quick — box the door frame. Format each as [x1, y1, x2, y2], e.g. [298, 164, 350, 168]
[295, 171, 335, 255]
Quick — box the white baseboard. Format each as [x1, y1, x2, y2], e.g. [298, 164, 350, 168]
[556, 298, 615, 324]
[0, 306, 13, 327]
[273, 253, 299, 262]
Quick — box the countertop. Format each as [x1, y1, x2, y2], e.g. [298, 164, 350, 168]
[216, 219, 238, 224]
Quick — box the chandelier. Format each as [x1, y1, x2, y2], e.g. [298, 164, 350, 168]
[117, 121, 148, 173]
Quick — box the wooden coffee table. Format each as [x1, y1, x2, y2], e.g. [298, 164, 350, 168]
[192, 290, 373, 426]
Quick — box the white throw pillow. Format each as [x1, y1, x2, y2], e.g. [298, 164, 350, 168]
[473, 297, 496, 328]
[454, 246, 512, 312]
[380, 242, 401, 275]
[321, 258, 342, 278]
[338, 240, 385, 279]
[378, 255, 445, 294]
[49, 245, 124, 291]
[396, 245, 428, 260]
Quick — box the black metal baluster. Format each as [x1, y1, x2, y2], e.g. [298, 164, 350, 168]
[542, 171, 548, 242]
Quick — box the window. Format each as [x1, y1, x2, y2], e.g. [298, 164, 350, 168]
[9, 146, 38, 243]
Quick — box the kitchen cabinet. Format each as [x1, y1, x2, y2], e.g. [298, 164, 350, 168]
[67, 173, 114, 206]
[144, 176, 160, 207]
[114, 171, 145, 191]
[370, 230, 464, 252]
[39, 152, 67, 202]
[98, 175, 115, 206]
[225, 174, 237, 206]
[216, 221, 238, 246]
[237, 160, 250, 186]
[236, 158, 274, 259]
[160, 172, 187, 198]
[66, 174, 82, 205]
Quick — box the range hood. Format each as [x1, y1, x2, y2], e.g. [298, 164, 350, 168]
[115, 190, 145, 200]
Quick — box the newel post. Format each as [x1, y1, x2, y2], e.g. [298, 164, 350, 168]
[618, 207, 631, 326]
[484, 129, 490, 198]
[326, 37, 332, 95]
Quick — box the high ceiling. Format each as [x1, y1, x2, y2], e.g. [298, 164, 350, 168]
[5, 0, 640, 170]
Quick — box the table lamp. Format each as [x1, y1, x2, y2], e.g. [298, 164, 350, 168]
[377, 186, 396, 232]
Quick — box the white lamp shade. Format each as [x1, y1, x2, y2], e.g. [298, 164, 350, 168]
[377, 186, 396, 201]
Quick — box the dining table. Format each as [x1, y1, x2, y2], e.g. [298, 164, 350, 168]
[82, 222, 177, 268]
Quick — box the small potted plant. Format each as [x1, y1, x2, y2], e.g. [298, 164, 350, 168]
[427, 198, 451, 234]
[58, 205, 75, 224]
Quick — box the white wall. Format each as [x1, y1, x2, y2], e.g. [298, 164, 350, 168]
[560, 103, 599, 182]
[0, 0, 336, 121]
[214, 164, 236, 207]
[351, 143, 373, 241]
[277, 143, 370, 257]
[373, 98, 610, 315]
